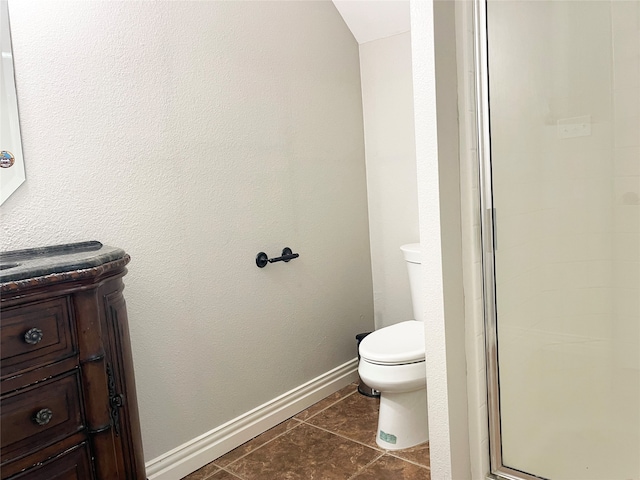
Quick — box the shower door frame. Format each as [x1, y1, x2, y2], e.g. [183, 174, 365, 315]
[473, 1, 548, 479]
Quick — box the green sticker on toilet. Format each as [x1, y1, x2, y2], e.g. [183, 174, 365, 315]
[379, 430, 397, 444]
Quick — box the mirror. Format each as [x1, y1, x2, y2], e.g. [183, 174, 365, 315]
[1, 0, 25, 204]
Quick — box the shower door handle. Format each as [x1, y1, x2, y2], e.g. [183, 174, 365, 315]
[492, 208, 497, 251]
[485, 208, 497, 252]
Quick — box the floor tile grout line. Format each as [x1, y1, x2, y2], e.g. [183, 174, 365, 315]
[187, 384, 430, 479]
[191, 465, 226, 480]
[201, 385, 377, 478]
[300, 421, 385, 453]
[216, 413, 376, 473]
[201, 467, 223, 480]
[301, 420, 431, 470]
[211, 418, 305, 470]
[387, 450, 432, 470]
[296, 388, 358, 422]
[202, 470, 220, 480]
[212, 385, 359, 470]
[217, 467, 246, 480]
[192, 398, 429, 479]
[346, 451, 386, 480]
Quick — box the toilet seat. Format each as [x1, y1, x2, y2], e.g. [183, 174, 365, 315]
[359, 320, 425, 366]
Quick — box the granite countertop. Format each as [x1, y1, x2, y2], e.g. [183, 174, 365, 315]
[0, 241, 127, 283]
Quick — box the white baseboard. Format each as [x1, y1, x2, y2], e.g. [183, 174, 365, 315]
[145, 358, 359, 480]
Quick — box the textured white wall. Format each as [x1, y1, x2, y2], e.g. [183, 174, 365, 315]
[359, 32, 419, 330]
[410, 1, 452, 478]
[432, 0, 470, 476]
[1, 0, 374, 461]
[411, 0, 470, 478]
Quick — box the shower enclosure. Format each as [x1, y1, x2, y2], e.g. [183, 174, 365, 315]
[476, 1, 640, 479]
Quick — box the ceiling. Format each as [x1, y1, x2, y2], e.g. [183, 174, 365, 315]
[332, 0, 410, 45]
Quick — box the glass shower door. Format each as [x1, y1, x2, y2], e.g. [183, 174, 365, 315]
[482, 1, 640, 479]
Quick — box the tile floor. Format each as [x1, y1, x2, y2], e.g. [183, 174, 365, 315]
[181, 383, 430, 480]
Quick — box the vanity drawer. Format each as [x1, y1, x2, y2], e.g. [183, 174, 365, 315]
[6, 442, 92, 480]
[1, 297, 75, 378]
[1, 371, 84, 463]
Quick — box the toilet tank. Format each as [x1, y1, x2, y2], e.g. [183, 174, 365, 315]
[400, 243, 424, 322]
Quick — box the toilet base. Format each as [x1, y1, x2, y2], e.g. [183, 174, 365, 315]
[376, 388, 428, 450]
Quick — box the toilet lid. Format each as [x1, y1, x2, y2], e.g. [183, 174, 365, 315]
[359, 320, 425, 365]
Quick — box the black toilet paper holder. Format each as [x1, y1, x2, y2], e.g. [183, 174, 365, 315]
[256, 247, 299, 268]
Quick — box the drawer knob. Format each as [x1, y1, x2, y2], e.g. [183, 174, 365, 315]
[24, 327, 43, 345]
[33, 408, 53, 426]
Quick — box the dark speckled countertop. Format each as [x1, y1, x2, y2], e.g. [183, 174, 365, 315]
[0, 241, 127, 283]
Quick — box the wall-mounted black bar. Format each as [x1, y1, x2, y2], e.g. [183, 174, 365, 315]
[256, 247, 299, 268]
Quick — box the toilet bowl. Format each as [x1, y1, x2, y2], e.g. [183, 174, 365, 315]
[357, 243, 428, 450]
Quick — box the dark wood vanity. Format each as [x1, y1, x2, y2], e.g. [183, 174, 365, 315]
[0, 242, 146, 479]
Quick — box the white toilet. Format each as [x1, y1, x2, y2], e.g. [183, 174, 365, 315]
[358, 243, 428, 450]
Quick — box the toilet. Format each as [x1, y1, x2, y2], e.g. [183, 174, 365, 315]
[358, 243, 428, 450]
